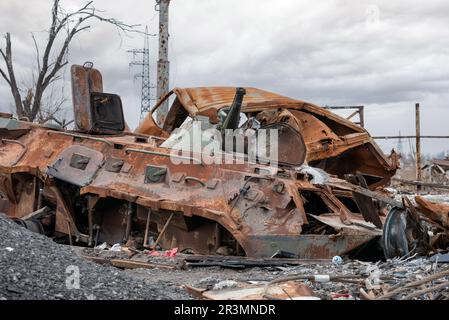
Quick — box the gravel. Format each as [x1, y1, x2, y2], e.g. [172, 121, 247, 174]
[125, 257, 449, 300]
[1, 212, 448, 300]
[0, 214, 186, 300]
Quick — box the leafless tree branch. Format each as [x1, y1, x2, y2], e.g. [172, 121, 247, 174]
[0, 67, 10, 85]
[31, 33, 41, 73]
[0, 33, 24, 116]
[0, 0, 139, 122]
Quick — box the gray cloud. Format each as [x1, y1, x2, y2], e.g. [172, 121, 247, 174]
[1, 0, 449, 155]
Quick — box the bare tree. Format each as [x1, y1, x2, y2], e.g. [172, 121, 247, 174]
[0, 0, 138, 122]
[36, 82, 69, 126]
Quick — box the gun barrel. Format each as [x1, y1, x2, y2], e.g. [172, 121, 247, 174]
[222, 87, 246, 130]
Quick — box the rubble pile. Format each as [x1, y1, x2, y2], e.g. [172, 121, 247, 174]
[270, 258, 449, 300]
[1, 64, 449, 300]
[183, 258, 449, 300]
[79, 242, 449, 300]
[0, 80, 402, 260]
[0, 214, 185, 300]
[1, 211, 448, 300]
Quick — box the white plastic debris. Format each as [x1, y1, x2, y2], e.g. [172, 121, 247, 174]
[213, 280, 239, 290]
[292, 296, 321, 300]
[383, 187, 397, 194]
[110, 243, 122, 252]
[147, 236, 155, 248]
[5, 247, 14, 252]
[296, 165, 329, 184]
[314, 275, 331, 283]
[94, 242, 108, 250]
[365, 265, 382, 290]
[332, 255, 343, 266]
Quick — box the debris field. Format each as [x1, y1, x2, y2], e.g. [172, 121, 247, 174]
[0, 213, 185, 300]
[0, 63, 449, 300]
[2, 211, 449, 300]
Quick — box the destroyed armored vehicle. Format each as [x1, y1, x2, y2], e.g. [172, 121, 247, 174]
[1, 63, 439, 260]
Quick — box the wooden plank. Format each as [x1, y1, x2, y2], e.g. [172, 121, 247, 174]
[81, 255, 110, 265]
[393, 178, 449, 190]
[183, 285, 208, 299]
[326, 180, 402, 207]
[182, 255, 331, 266]
[110, 258, 176, 270]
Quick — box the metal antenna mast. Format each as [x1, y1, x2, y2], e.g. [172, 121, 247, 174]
[155, 0, 170, 125]
[129, 26, 156, 120]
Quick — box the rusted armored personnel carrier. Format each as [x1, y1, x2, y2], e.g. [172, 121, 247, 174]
[1, 63, 419, 259]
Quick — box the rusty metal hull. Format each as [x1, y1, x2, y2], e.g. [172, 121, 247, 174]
[0, 119, 393, 259]
[137, 87, 398, 188]
[243, 234, 378, 259]
[0, 77, 401, 259]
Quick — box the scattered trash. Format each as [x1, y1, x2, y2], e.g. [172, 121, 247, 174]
[332, 255, 343, 266]
[365, 265, 382, 290]
[415, 196, 449, 227]
[1, 73, 402, 260]
[110, 244, 122, 252]
[147, 236, 155, 248]
[185, 280, 319, 300]
[180, 255, 331, 269]
[270, 250, 298, 259]
[149, 247, 178, 257]
[212, 280, 238, 291]
[94, 242, 108, 250]
[296, 165, 329, 185]
[331, 292, 354, 300]
[430, 252, 449, 263]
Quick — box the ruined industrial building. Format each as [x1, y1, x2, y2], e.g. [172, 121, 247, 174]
[1, 63, 449, 301]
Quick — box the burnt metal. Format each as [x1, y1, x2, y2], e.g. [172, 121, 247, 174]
[144, 165, 167, 183]
[90, 92, 125, 134]
[1, 138, 27, 166]
[347, 173, 382, 228]
[182, 254, 330, 269]
[47, 145, 104, 187]
[143, 208, 152, 248]
[259, 122, 306, 166]
[13, 218, 44, 234]
[0, 65, 415, 260]
[137, 87, 398, 189]
[382, 207, 410, 259]
[71, 64, 103, 133]
[105, 158, 125, 173]
[381, 206, 428, 259]
[221, 87, 246, 131]
[69, 153, 90, 170]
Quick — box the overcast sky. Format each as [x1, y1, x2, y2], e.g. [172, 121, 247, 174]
[1, 0, 449, 155]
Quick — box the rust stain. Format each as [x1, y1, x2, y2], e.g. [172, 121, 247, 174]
[0, 67, 404, 259]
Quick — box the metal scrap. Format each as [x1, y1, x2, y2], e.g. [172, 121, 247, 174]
[185, 281, 319, 300]
[1, 63, 445, 262]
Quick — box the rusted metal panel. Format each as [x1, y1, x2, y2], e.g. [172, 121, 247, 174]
[0, 193, 9, 214]
[0, 122, 388, 257]
[431, 158, 449, 170]
[137, 87, 397, 188]
[71, 64, 103, 133]
[47, 145, 105, 187]
[243, 234, 377, 259]
[0, 68, 406, 259]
